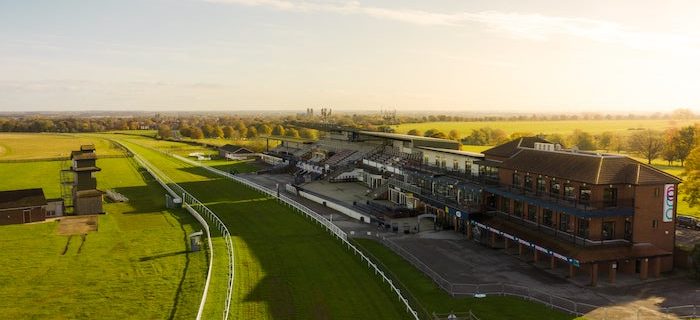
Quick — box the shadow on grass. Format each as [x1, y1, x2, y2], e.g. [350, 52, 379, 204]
[139, 250, 189, 262]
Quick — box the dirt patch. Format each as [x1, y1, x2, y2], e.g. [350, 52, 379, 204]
[56, 216, 98, 235]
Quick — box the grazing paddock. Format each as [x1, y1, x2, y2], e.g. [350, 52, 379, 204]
[0, 135, 207, 319]
[117, 137, 412, 319]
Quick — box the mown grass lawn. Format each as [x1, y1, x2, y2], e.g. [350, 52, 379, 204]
[117, 136, 412, 319]
[0, 153, 207, 318]
[0, 133, 124, 160]
[354, 239, 576, 320]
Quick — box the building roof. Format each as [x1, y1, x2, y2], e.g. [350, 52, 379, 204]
[80, 144, 95, 151]
[71, 151, 97, 160]
[359, 131, 459, 144]
[416, 146, 485, 158]
[219, 144, 254, 154]
[482, 137, 550, 158]
[76, 189, 105, 198]
[499, 148, 681, 185]
[0, 188, 47, 210]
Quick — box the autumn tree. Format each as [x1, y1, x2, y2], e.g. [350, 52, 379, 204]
[190, 127, 204, 139]
[675, 126, 696, 166]
[448, 129, 461, 141]
[157, 124, 172, 139]
[246, 126, 258, 138]
[222, 126, 235, 139]
[406, 129, 423, 136]
[628, 129, 664, 164]
[272, 125, 286, 136]
[285, 128, 300, 138]
[567, 129, 596, 150]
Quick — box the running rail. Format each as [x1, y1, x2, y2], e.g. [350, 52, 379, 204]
[171, 153, 421, 320]
[113, 140, 234, 320]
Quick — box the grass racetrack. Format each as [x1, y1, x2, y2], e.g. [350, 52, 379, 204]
[116, 136, 411, 319]
[0, 138, 207, 319]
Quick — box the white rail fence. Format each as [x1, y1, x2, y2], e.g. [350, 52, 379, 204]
[115, 141, 235, 320]
[170, 153, 421, 320]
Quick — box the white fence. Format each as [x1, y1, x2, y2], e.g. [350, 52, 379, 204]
[171, 153, 421, 320]
[116, 141, 235, 320]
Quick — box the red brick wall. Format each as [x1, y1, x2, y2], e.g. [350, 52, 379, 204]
[0, 206, 46, 226]
[633, 184, 677, 271]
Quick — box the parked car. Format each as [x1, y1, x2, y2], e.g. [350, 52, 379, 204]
[677, 215, 700, 230]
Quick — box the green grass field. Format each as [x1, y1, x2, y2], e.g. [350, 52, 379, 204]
[353, 239, 573, 320]
[115, 136, 412, 319]
[0, 142, 207, 318]
[0, 133, 125, 160]
[393, 119, 699, 137]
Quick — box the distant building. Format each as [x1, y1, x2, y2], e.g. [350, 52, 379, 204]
[0, 188, 47, 225]
[218, 144, 254, 160]
[64, 145, 104, 215]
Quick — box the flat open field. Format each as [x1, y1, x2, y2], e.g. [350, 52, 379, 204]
[0, 133, 124, 160]
[0, 149, 207, 318]
[394, 119, 699, 137]
[354, 239, 573, 320]
[116, 135, 411, 319]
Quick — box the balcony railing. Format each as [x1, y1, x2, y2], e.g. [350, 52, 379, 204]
[498, 184, 634, 212]
[484, 209, 631, 247]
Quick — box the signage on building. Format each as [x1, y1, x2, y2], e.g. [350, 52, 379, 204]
[663, 184, 675, 222]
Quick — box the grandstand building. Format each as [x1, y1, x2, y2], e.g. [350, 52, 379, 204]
[261, 126, 681, 285]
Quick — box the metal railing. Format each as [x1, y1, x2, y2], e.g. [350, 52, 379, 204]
[114, 140, 234, 320]
[373, 235, 698, 319]
[170, 153, 421, 320]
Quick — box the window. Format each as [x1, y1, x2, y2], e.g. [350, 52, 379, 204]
[577, 219, 589, 237]
[652, 219, 658, 228]
[579, 186, 591, 203]
[603, 187, 618, 207]
[501, 198, 510, 213]
[435, 158, 440, 167]
[542, 209, 553, 226]
[524, 175, 533, 191]
[564, 183, 575, 199]
[453, 159, 459, 170]
[441, 159, 446, 168]
[654, 187, 660, 197]
[514, 200, 523, 217]
[424, 156, 429, 164]
[602, 221, 615, 240]
[527, 204, 537, 222]
[550, 181, 560, 197]
[536, 177, 546, 194]
[512, 173, 521, 187]
[559, 213, 570, 232]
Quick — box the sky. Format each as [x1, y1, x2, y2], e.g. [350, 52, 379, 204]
[1, 0, 699, 113]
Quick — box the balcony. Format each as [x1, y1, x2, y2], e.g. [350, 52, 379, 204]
[482, 210, 631, 247]
[487, 184, 634, 218]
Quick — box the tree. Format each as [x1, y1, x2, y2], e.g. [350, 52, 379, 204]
[201, 124, 215, 138]
[179, 126, 192, 138]
[628, 130, 664, 164]
[157, 124, 172, 139]
[596, 131, 614, 151]
[567, 129, 596, 151]
[676, 126, 696, 166]
[299, 128, 318, 139]
[214, 126, 224, 138]
[246, 126, 258, 139]
[190, 127, 204, 139]
[406, 129, 422, 136]
[609, 133, 626, 154]
[448, 129, 461, 141]
[272, 125, 286, 136]
[259, 124, 273, 136]
[222, 126, 235, 139]
[683, 147, 700, 207]
[286, 128, 300, 138]
[424, 128, 446, 138]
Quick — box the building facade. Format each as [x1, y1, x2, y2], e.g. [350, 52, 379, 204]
[0, 188, 48, 225]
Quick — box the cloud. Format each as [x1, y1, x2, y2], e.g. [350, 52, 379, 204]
[203, 0, 698, 52]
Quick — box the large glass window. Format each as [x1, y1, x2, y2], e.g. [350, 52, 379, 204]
[577, 218, 589, 237]
[542, 209, 553, 226]
[527, 204, 537, 222]
[564, 183, 575, 199]
[524, 175, 533, 191]
[603, 187, 618, 207]
[514, 200, 523, 217]
[501, 198, 510, 213]
[559, 213, 570, 232]
[602, 221, 615, 240]
[579, 186, 591, 203]
[550, 181, 560, 197]
[536, 177, 546, 194]
[512, 173, 520, 187]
